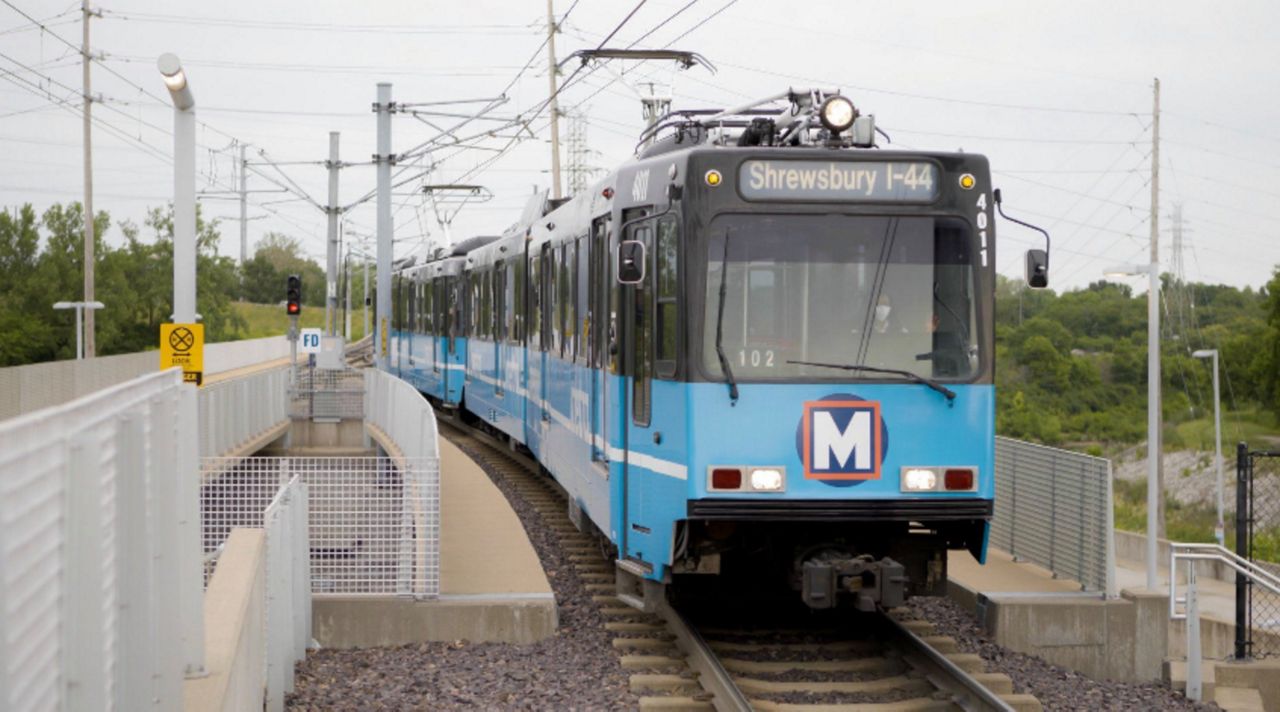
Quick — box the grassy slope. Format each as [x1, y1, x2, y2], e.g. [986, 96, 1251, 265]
[231, 302, 368, 341]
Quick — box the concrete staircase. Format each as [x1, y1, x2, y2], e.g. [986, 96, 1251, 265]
[1165, 660, 1270, 711]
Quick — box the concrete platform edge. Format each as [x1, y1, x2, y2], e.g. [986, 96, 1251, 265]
[312, 595, 557, 647]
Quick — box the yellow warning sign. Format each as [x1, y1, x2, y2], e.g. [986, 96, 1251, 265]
[380, 316, 389, 357]
[160, 323, 204, 386]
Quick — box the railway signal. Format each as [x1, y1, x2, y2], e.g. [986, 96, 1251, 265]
[286, 274, 302, 315]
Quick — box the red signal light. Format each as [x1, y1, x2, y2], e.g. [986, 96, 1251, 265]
[944, 469, 974, 490]
[711, 468, 742, 490]
[287, 303, 299, 315]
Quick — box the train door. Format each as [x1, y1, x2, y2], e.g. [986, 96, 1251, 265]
[432, 278, 442, 389]
[493, 262, 504, 396]
[523, 247, 544, 445]
[539, 245, 553, 422]
[616, 208, 651, 561]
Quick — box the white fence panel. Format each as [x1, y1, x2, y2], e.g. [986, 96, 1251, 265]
[0, 368, 203, 712]
[264, 476, 310, 712]
[991, 436, 1116, 596]
[199, 366, 289, 458]
[364, 369, 439, 462]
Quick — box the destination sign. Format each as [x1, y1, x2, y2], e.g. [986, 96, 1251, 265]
[738, 160, 939, 202]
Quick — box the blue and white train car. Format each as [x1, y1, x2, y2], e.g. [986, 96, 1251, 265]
[389, 90, 1050, 609]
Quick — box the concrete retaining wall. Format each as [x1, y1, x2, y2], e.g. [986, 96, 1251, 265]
[949, 580, 1169, 682]
[0, 335, 292, 420]
[1114, 529, 1237, 583]
[184, 529, 267, 712]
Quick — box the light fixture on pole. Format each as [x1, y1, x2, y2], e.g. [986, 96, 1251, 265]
[1193, 349, 1224, 546]
[53, 300, 104, 360]
[158, 53, 197, 324]
[1104, 261, 1162, 590]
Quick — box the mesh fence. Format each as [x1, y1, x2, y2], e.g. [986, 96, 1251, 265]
[201, 455, 440, 597]
[289, 367, 365, 421]
[991, 436, 1114, 594]
[1241, 447, 1280, 658]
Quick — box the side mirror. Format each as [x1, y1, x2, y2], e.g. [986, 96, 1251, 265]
[1025, 249, 1049, 289]
[617, 240, 646, 284]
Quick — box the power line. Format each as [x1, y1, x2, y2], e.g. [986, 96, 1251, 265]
[98, 9, 535, 35]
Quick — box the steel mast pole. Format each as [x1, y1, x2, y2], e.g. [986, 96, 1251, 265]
[326, 131, 341, 336]
[81, 0, 96, 357]
[1145, 77, 1162, 590]
[238, 142, 248, 264]
[375, 83, 393, 369]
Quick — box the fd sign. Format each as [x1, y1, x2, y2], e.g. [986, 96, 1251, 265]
[299, 328, 322, 354]
[801, 399, 882, 480]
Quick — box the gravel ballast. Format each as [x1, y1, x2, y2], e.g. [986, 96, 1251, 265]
[909, 596, 1219, 711]
[286, 433, 637, 711]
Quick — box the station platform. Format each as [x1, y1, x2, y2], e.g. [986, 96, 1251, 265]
[309, 435, 557, 647]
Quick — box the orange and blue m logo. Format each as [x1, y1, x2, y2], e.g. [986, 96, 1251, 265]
[802, 400, 882, 480]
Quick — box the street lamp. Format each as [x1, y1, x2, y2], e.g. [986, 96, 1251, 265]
[158, 53, 197, 324]
[1193, 349, 1224, 547]
[1105, 261, 1162, 590]
[52, 301, 105, 359]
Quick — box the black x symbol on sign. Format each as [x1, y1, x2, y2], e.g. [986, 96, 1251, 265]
[169, 327, 195, 352]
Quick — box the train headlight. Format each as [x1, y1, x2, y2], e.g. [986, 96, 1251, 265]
[748, 467, 785, 492]
[902, 468, 938, 492]
[819, 95, 857, 134]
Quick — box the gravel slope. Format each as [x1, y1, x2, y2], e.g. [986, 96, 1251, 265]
[286, 434, 637, 711]
[909, 596, 1219, 711]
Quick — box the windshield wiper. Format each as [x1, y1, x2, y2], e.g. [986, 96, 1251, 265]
[714, 231, 739, 404]
[785, 360, 956, 402]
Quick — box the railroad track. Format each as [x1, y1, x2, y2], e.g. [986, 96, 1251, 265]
[438, 419, 1041, 712]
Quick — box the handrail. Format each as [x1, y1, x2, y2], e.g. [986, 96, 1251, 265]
[1169, 542, 1280, 621]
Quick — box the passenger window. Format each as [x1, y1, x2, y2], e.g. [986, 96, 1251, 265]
[655, 217, 678, 378]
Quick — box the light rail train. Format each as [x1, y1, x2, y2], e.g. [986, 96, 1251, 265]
[384, 89, 1050, 610]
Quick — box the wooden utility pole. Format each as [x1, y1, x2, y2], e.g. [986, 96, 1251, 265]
[545, 0, 563, 199]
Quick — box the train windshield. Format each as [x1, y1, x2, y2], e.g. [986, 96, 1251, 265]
[702, 214, 979, 382]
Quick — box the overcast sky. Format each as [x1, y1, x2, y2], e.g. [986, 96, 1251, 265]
[2, 0, 1277, 293]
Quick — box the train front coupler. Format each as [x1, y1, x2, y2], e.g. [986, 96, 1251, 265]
[796, 548, 907, 611]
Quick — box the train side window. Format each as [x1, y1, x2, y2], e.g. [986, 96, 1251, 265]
[655, 217, 679, 379]
[563, 241, 575, 360]
[427, 278, 435, 335]
[632, 223, 653, 426]
[512, 259, 524, 344]
[529, 254, 541, 350]
[575, 236, 586, 363]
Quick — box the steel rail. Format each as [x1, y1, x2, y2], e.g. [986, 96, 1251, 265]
[656, 601, 753, 712]
[886, 614, 1016, 712]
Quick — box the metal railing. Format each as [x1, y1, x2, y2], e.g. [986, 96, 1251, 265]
[202, 456, 440, 598]
[1169, 543, 1280, 701]
[0, 368, 204, 711]
[200, 365, 290, 457]
[264, 475, 311, 712]
[991, 436, 1116, 596]
[290, 367, 366, 421]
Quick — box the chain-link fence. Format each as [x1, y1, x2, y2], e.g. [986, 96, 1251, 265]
[202, 455, 440, 598]
[289, 367, 365, 421]
[991, 436, 1116, 595]
[1237, 443, 1280, 658]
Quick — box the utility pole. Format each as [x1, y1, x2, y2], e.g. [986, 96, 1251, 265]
[325, 131, 340, 336]
[1149, 77, 1165, 546]
[238, 142, 248, 264]
[375, 83, 393, 369]
[81, 0, 96, 357]
[545, 0, 563, 199]
[344, 249, 352, 341]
